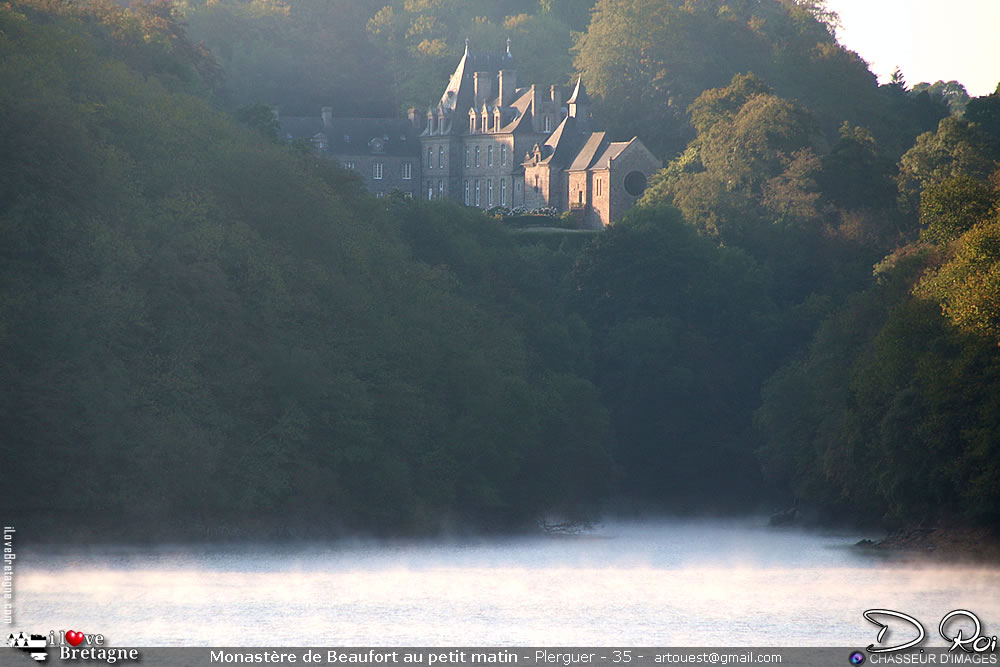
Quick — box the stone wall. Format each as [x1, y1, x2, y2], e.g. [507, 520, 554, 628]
[607, 142, 661, 223]
[337, 155, 419, 198]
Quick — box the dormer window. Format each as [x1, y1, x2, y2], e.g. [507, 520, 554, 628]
[494, 111, 501, 131]
[482, 111, 490, 132]
[469, 113, 477, 134]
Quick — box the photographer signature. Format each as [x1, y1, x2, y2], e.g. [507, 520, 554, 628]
[864, 609, 998, 653]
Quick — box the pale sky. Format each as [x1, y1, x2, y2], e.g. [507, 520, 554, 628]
[825, 0, 1000, 97]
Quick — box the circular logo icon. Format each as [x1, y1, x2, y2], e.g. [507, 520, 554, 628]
[849, 652, 865, 665]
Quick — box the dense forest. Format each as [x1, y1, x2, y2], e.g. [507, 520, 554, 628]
[2, 0, 999, 539]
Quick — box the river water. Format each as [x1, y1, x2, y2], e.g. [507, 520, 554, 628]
[11, 519, 1000, 647]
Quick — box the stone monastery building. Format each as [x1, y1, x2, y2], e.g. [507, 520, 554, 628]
[280, 40, 660, 228]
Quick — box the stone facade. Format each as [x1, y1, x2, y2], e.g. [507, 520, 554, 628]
[278, 113, 421, 199]
[280, 41, 660, 226]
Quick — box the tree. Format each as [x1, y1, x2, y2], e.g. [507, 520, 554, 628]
[234, 103, 280, 141]
[916, 217, 1000, 343]
[919, 174, 997, 244]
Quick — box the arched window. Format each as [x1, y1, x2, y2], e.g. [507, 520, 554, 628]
[465, 147, 471, 168]
[475, 146, 481, 168]
[464, 180, 470, 205]
[488, 145, 494, 167]
[500, 145, 507, 167]
[500, 178, 507, 206]
[488, 179, 494, 206]
[438, 147, 445, 168]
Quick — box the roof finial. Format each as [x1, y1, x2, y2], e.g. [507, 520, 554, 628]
[506, 36, 512, 58]
[465, 37, 470, 54]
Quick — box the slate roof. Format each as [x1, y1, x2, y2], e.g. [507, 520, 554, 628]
[280, 116, 420, 157]
[539, 115, 586, 167]
[566, 76, 590, 105]
[567, 131, 608, 172]
[438, 42, 514, 117]
[591, 141, 631, 170]
[279, 117, 324, 142]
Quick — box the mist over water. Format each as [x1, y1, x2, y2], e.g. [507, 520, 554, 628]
[13, 519, 1000, 646]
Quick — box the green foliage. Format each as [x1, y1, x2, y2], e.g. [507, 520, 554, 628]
[964, 92, 1000, 160]
[9, 0, 1000, 539]
[574, 0, 892, 158]
[184, 0, 393, 115]
[0, 0, 613, 537]
[916, 217, 1000, 343]
[234, 103, 280, 141]
[572, 205, 779, 507]
[757, 254, 1000, 525]
[816, 123, 897, 214]
[897, 117, 996, 224]
[641, 76, 886, 307]
[919, 174, 997, 244]
[911, 80, 970, 116]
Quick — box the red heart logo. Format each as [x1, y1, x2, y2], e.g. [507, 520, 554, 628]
[65, 631, 84, 647]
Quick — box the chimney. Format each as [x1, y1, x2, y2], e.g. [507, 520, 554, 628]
[550, 85, 561, 107]
[321, 106, 333, 127]
[529, 84, 540, 131]
[474, 71, 493, 108]
[499, 69, 517, 106]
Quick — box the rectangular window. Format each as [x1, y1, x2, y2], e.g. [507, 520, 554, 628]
[500, 178, 507, 206]
[464, 180, 470, 205]
[544, 115, 551, 132]
[465, 147, 471, 168]
[427, 147, 433, 169]
[402, 162, 412, 180]
[373, 162, 383, 180]
[500, 145, 507, 167]
[475, 146, 481, 168]
[475, 180, 481, 207]
[488, 179, 494, 206]
[488, 145, 494, 167]
[344, 161, 355, 170]
[438, 147, 445, 168]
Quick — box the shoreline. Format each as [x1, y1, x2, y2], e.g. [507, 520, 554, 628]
[858, 523, 1000, 563]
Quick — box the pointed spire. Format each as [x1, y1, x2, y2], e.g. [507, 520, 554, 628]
[465, 37, 470, 55]
[567, 76, 590, 105]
